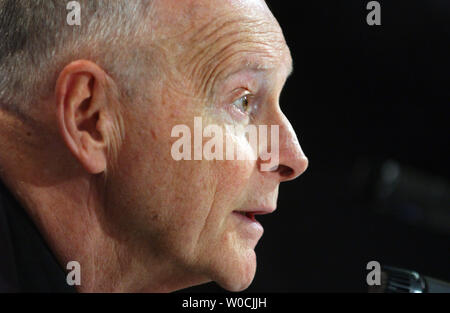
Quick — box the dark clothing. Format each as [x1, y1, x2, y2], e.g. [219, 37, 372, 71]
[0, 180, 76, 292]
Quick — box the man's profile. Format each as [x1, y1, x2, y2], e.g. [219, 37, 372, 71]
[0, 0, 308, 292]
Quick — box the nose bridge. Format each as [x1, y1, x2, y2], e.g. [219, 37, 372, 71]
[279, 113, 304, 159]
[272, 111, 309, 181]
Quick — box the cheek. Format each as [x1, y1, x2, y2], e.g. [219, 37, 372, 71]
[214, 159, 254, 204]
[209, 127, 257, 210]
[162, 127, 258, 268]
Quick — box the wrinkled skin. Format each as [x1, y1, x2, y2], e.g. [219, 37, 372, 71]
[103, 0, 308, 292]
[0, 0, 308, 292]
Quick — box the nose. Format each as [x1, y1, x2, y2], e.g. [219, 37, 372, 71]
[258, 112, 308, 182]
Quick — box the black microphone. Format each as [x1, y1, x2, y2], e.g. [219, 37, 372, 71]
[369, 265, 450, 293]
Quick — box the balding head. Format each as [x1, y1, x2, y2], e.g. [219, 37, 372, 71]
[0, 0, 157, 118]
[0, 0, 307, 292]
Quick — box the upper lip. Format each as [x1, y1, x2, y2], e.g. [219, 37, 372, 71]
[233, 208, 276, 215]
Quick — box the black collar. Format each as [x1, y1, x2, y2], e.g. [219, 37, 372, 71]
[0, 180, 76, 292]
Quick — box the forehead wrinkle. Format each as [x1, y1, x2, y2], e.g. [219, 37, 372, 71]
[186, 14, 242, 52]
[182, 23, 246, 82]
[200, 43, 283, 97]
[183, 22, 287, 98]
[178, 7, 244, 69]
[203, 36, 289, 97]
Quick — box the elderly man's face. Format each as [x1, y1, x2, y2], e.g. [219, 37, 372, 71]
[105, 0, 307, 291]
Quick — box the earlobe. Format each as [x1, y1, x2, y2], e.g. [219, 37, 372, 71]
[56, 60, 111, 175]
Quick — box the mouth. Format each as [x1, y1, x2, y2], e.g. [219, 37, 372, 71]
[234, 211, 257, 222]
[232, 210, 269, 240]
[232, 208, 275, 222]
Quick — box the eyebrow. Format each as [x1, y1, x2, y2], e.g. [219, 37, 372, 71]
[287, 59, 294, 78]
[241, 57, 294, 78]
[212, 56, 294, 96]
[260, 55, 293, 76]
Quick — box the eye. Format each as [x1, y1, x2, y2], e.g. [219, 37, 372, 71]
[231, 94, 252, 114]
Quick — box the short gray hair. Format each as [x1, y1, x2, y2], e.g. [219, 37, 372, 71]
[0, 0, 155, 118]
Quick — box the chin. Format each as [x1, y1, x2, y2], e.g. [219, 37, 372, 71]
[213, 248, 258, 292]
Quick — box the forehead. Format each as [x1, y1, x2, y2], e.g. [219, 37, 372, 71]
[158, 0, 292, 92]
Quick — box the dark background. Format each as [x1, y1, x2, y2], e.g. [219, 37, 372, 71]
[184, 0, 450, 292]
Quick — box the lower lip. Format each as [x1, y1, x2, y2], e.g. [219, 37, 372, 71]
[232, 212, 264, 239]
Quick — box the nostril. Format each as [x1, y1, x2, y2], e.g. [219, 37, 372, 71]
[277, 165, 294, 178]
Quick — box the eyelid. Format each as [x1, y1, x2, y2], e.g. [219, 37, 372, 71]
[230, 88, 252, 103]
[230, 87, 251, 98]
[231, 87, 255, 102]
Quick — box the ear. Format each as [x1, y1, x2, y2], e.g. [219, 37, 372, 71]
[55, 60, 116, 174]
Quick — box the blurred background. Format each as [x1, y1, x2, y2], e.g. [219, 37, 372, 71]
[184, 0, 450, 292]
